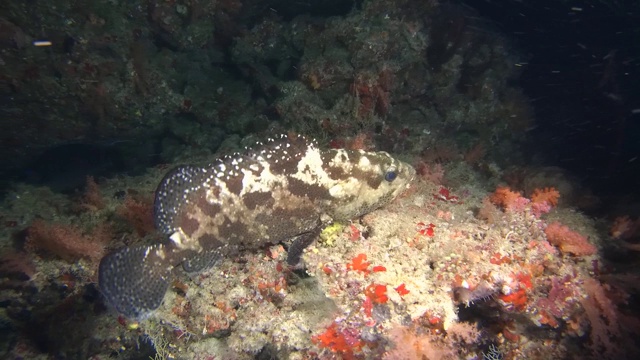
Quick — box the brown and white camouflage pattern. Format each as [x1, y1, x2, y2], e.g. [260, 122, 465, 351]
[99, 133, 414, 318]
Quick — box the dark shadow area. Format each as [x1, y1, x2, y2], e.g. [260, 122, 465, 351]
[464, 0, 640, 207]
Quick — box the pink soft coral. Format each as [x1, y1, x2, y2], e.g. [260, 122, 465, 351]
[544, 222, 597, 256]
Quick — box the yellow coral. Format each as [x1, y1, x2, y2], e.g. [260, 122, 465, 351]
[319, 223, 345, 246]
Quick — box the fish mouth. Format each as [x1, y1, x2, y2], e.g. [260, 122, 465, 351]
[403, 161, 417, 183]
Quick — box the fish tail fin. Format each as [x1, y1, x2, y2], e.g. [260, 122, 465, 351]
[98, 244, 171, 318]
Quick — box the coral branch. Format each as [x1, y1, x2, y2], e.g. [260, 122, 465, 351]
[0, 251, 36, 280]
[26, 220, 111, 262]
[81, 176, 105, 211]
[116, 195, 155, 237]
[531, 187, 560, 207]
[489, 186, 527, 211]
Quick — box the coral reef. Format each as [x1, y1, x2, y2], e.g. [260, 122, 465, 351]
[0, 0, 639, 359]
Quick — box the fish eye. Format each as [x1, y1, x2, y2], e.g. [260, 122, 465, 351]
[384, 166, 397, 182]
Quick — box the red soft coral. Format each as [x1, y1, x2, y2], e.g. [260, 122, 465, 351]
[489, 186, 527, 211]
[313, 322, 362, 359]
[346, 253, 370, 273]
[365, 283, 388, 304]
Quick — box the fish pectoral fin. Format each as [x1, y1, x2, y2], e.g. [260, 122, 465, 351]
[284, 225, 323, 267]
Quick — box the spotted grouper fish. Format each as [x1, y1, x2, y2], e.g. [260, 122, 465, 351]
[98, 133, 415, 318]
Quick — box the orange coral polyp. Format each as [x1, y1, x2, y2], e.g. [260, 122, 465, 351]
[531, 187, 560, 207]
[365, 284, 388, 304]
[499, 288, 528, 310]
[489, 186, 523, 210]
[515, 272, 533, 289]
[313, 323, 362, 356]
[346, 253, 370, 273]
[395, 283, 410, 296]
